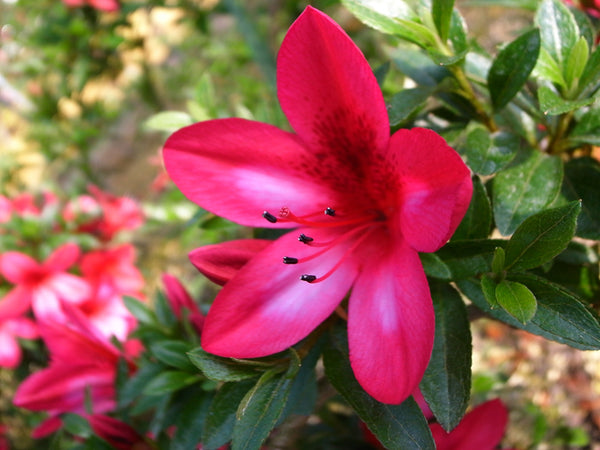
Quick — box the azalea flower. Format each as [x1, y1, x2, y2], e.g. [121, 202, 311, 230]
[162, 273, 205, 334]
[163, 6, 472, 404]
[0, 316, 38, 368]
[86, 415, 154, 450]
[62, 0, 120, 12]
[0, 243, 90, 322]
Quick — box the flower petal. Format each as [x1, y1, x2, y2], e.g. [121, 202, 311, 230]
[202, 228, 359, 358]
[189, 239, 272, 286]
[163, 119, 340, 227]
[45, 242, 80, 272]
[392, 128, 472, 252]
[0, 326, 22, 368]
[0, 286, 32, 320]
[347, 238, 434, 404]
[277, 6, 389, 157]
[0, 251, 39, 284]
[430, 398, 508, 450]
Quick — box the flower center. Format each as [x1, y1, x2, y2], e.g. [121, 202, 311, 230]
[262, 206, 384, 284]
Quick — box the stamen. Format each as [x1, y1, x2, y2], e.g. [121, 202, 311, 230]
[324, 207, 336, 216]
[283, 257, 298, 264]
[300, 274, 317, 283]
[275, 207, 377, 228]
[262, 211, 278, 223]
[298, 233, 314, 244]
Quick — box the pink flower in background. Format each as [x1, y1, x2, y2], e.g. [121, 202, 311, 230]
[0, 425, 8, 450]
[564, 0, 600, 18]
[162, 274, 205, 334]
[86, 415, 153, 450]
[86, 185, 144, 241]
[163, 6, 472, 404]
[0, 243, 90, 322]
[0, 195, 11, 223]
[0, 317, 38, 368]
[13, 306, 136, 437]
[62, 0, 120, 12]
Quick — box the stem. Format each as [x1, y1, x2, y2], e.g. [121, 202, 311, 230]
[546, 111, 574, 155]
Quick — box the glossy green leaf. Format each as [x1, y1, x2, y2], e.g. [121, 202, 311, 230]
[493, 149, 563, 235]
[481, 273, 499, 307]
[323, 326, 435, 449]
[143, 371, 200, 396]
[565, 37, 589, 91]
[452, 176, 492, 240]
[203, 380, 256, 450]
[504, 201, 581, 271]
[460, 125, 519, 175]
[187, 347, 262, 382]
[435, 240, 504, 280]
[149, 340, 196, 372]
[491, 247, 506, 275]
[488, 28, 540, 110]
[393, 48, 452, 87]
[143, 111, 194, 132]
[420, 282, 471, 431]
[496, 280, 537, 323]
[420, 252, 452, 280]
[538, 85, 595, 115]
[458, 276, 600, 350]
[562, 157, 600, 239]
[535, 0, 578, 68]
[232, 369, 294, 450]
[534, 47, 566, 87]
[388, 87, 434, 126]
[449, 9, 468, 53]
[432, 0, 455, 41]
[578, 45, 600, 96]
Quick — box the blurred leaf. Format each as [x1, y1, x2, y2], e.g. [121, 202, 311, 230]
[143, 371, 200, 396]
[170, 389, 214, 450]
[154, 290, 177, 329]
[449, 9, 468, 54]
[495, 280, 538, 323]
[504, 201, 581, 271]
[388, 87, 434, 125]
[538, 85, 595, 115]
[421, 282, 471, 431]
[232, 368, 294, 450]
[458, 276, 600, 350]
[562, 157, 600, 239]
[535, 0, 578, 68]
[143, 111, 194, 133]
[460, 125, 519, 175]
[432, 0, 455, 41]
[453, 176, 492, 240]
[150, 340, 196, 372]
[118, 361, 165, 408]
[203, 380, 256, 450]
[578, 46, 600, 97]
[488, 28, 540, 110]
[393, 48, 452, 87]
[188, 347, 262, 382]
[123, 296, 156, 325]
[493, 149, 563, 235]
[323, 325, 435, 449]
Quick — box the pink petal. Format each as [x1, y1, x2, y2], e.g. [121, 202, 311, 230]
[0, 251, 39, 284]
[47, 273, 91, 303]
[0, 326, 22, 368]
[430, 398, 508, 450]
[277, 6, 389, 157]
[87, 415, 146, 450]
[189, 239, 272, 286]
[347, 238, 434, 404]
[392, 128, 472, 252]
[202, 228, 359, 357]
[163, 119, 340, 228]
[6, 316, 39, 339]
[45, 242, 80, 272]
[31, 416, 63, 439]
[0, 286, 32, 320]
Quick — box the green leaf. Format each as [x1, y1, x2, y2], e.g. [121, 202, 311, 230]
[323, 326, 435, 449]
[143, 111, 194, 132]
[458, 276, 600, 350]
[170, 390, 214, 450]
[420, 282, 471, 431]
[534, 47, 567, 88]
[203, 381, 256, 450]
[504, 201, 581, 271]
[341, 0, 437, 48]
[432, 0, 455, 41]
[118, 361, 165, 408]
[388, 87, 434, 126]
[488, 28, 540, 110]
[496, 280, 538, 323]
[481, 273, 499, 307]
[393, 48, 452, 87]
[493, 149, 563, 235]
[562, 157, 600, 239]
[420, 252, 452, 280]
[538, 85, 595, 115]
[452, 176, 492, 240]
[460, 125, 519, 175]
[187, 347, 262, 382]
[578, 45, 600, 96]
[565, 37, 589, 92]
[149, 340, 196, 372]
[535, 0, 578, 68]
[232, 369, 294, 450]
[449, 9, 468, 54]
[154, 290, 177, 329]
[143, 371, 200, 396]
[435, 240, 504, 280]
[123, 296, 155, 325]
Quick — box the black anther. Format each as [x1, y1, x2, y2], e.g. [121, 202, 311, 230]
[298, 233, 314, 244]
[324, 207, 336, 216]
[283, 257, 299, 264]
[300, 274, 317, 283]
[262, 211, 278, 223]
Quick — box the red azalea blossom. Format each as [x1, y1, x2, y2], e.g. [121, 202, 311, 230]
[564, 0, 600, 18]
[162, 273, 205, 334]
[62, 0, 120, 12]
[163, 7, 472, 404]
